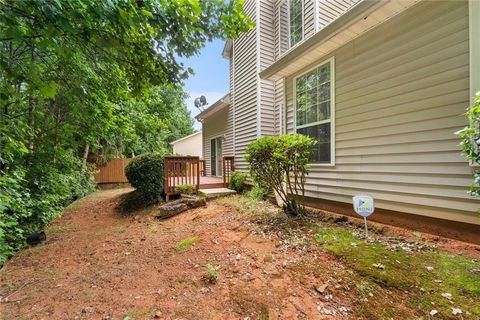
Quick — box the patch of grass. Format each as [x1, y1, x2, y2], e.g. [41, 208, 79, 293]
[203, 263, 219, 284]
[123, 307, 151, 320]
[314, 227, 480, 318]
[175, 236, 198, 252]
[148, 224, 159, 233]
[115, 225, 129, 234]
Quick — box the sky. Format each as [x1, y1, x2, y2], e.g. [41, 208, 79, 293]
[180, 39, 229, 130]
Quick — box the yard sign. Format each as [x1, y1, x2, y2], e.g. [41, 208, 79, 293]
[352, 195, 375, 238]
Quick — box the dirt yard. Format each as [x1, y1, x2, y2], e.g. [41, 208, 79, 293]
[1, 189, 479, 320]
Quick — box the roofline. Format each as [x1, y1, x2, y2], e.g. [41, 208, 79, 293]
[259, 0, 382, 80]
[195, 93, 230, 121]
[222, 40, 233, 59]
[170, 131, 202, 145]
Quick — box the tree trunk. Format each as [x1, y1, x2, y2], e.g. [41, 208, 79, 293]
[82, 143, 90, 165]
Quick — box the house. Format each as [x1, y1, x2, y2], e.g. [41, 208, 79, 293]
[196, 0, 480, 240]
[170, 131, 203, 158]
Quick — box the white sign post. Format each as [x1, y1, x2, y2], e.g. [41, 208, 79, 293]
[352, 195, 375, 238]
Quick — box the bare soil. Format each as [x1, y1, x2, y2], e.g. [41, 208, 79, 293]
[0, 189, 478, 320]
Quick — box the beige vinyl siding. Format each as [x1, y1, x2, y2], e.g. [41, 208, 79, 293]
[317, 0, 359, 30]
[275, 0, 289, 59]
[224, 55, 234, 157]
[304, 0, 316, 38]
[202, 107, 229, 176]
[232, 0, 258, 171]
[259, 0, 277, 137]
[285, 1, 480, 224]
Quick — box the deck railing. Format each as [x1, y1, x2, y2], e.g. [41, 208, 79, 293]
[223, 156, 235, 185]
[199, 160, 206, 177]
[164, 156, 200, 201]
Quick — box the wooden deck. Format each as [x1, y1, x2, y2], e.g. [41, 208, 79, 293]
[199, 176, 226, 189]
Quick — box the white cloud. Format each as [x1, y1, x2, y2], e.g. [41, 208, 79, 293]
[185, 91, 227, 130]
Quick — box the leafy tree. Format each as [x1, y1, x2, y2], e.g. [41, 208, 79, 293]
[457, 93, 480, 198]
[245, 134, 317, 216]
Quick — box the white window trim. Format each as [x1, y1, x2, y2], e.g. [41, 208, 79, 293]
[293, 56, 335, 166]
[288, 0, 305, 49]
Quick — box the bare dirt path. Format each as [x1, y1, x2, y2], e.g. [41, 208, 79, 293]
[1, 189, 479, 320]
[0, 189, 350, 319]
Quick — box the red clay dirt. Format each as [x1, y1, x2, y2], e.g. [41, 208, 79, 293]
[0, 189, 478, 320]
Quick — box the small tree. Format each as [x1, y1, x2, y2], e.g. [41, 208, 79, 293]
[457, 93, 480, 198]
[245, 134, 316, 216]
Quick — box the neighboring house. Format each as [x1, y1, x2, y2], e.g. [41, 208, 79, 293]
[170, 131, 203, 158]
[197, 0, 480, 232]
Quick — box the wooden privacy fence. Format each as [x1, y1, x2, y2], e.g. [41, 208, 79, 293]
[223, 156, 235, 185]
[94, 158, 131, 184]
[164, 156, 200, 201]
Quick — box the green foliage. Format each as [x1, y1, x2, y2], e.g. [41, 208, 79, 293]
[125, 153, 164, 202]
[0, 153, 95, 265]
[246, 182, 270, 200]
[175, 236, 198, 252]
[245, 134, 316, 216]
[175, 184, 196, 195]
[457, 93, 480, 198]
[314, 227, 480, 317]
[229, 171, 248, 193]
[203, 263, 220, 284]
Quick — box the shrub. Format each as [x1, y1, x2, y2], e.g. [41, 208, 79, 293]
[245, 134, 316, 216]
[175, 184, 196, 195]
[229, 171, 248, 192]
[457, 92, 480, 198]
[247, 181, 270, 200]
[0, 151, 96, 265]
[125, 153, 164, 202]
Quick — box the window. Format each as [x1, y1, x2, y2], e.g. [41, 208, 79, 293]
[295, 59, 334, 164]
[289, 0, 303, 47]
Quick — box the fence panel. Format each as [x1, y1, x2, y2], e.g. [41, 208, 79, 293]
[94, 158, 131, 183]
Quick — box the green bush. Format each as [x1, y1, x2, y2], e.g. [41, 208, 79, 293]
[0, 151, 96, 265]
[125, 153, 164, 202]
[229, 171, 248, 192]
[457, 92, 480, 198]
[245, 134, 316, 216]
[175, 184, 196, 195]
[247, 182, 270, 200]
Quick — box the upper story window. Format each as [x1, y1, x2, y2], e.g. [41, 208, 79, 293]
[295, 58, 335, 164]
[289, 0, 304, 47]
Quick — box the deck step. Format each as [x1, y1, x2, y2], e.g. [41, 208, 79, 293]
[199, 188, 236, 198]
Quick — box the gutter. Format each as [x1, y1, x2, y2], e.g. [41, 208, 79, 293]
[195, 93, 230, 121]
[259, 0, 382, 80]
